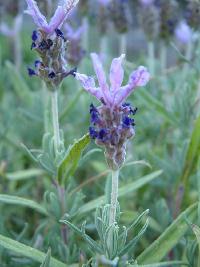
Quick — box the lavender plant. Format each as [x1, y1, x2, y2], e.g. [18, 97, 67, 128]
[1, 1, 200, 266]
[61, 53, 150, 263]
[24, 0, 79, 173]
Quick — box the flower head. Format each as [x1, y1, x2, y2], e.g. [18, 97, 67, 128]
[76, 54, 150, 170]
[25, 0, 79, 34]
[175, 21, 192, 45]
[75, 53, 150, 108]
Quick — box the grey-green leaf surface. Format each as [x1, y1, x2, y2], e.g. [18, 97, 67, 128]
[58, 133, 90, 184]
[40, 248, 51, 267]
[129, 262, 188, 267]
[181, 116, 200, 185]
[137, 203, 198, 264]
[6, 168, 45, 181]
[0, 194, 48, 216]
[0, 234, 75, 267]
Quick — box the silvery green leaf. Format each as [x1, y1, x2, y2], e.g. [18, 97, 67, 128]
[125, 209, 149, 236]
[37, 153, 56, 175]
[58, 133, 90, 184]
[60, 220, 82, 235]
[21, 143, 39, 163]
[104, 223, 117, 258]
[119, 218, 149, 256]
[40, 248, 51, 267]
[118, 226, 127, 252]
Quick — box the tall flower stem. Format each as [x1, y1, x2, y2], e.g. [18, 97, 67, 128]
[148, 41, 155, 77]
[51, 90, 60, 154]
[119, 34, 127, 55]
[109, 169, 119, 226]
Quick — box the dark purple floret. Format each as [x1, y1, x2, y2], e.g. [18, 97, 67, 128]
[32, 30, 38, 41]
[55, 28, 66, 41]
[90, 104, 100, 124]
[46, 39, 53, 48]
[48, 72, 56, 79]
[122, 116, 134, 128]
[90, 104, 98, 114]
[89, 127, 98, 139]
[31, 42, 36, 50]
[130, 107, 138, 115]
[68, 67, 77, 77]
[39, 40, 49, 51]
[98, 128, 108, 141]
[122, 102, 138, 115]
[34, 60, 41, 67]
[28, 67, 36, 76]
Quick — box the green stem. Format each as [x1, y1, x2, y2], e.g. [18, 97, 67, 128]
[51, 90, 60, 154]
[160, 42, 167, 73]
[148, 41, 155, 76]
[119, 34, 126, 55]
[109, 169, 119, 226]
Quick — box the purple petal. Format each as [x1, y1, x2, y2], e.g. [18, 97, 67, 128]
[48, 6, 66, 33]
[75, 73, 103, 101]
[25, 0, 48, 31]
[114, 66, 150, 105]
[129, 66, 150, 87]
[91, 53, 110, 103]
[48, 0, 79, 33]
[109, 54, 125, 92]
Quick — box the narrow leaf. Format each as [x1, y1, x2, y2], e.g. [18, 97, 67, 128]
[137, 203, 198, 264]
[0, 194, 48, 216]
[6, 169, 45, 181]
[58, 134, 90, 184]
[0, 234, 71, 267]
[181, 116, 200, 185]
[40, 248, 51, 267]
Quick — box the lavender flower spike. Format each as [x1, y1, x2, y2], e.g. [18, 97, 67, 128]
[76, 53, 150, 107]
[25, 0, 79, 34]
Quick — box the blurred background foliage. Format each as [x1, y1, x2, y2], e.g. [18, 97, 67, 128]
[0, 0, 200, 266]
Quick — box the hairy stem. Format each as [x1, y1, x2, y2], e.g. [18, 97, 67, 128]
[148, 41, 155, 77]
[51, 90, 60, 154]
[119, 34, 126, 55]
[109, 169, 119, 226]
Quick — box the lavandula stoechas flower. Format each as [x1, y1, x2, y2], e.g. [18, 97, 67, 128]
[76, 54, 150, 170]
[97, 0, 111, 36]
[156, 0, 179, 42]
[186, 0, 200, 31]
[109, 0, 129, 34]
[64, 24, 85, 66]
[175, 21, 192, 45]
[138, 0, 160, 41]
[25, 0, 79, 90]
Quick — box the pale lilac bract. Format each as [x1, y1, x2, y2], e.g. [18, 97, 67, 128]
[24, 0, 79, 34]
[64, 24, 84, 41]
[76, 53, 150, 107]
[139, 0, 154, 6]
[98, 0, 111, 6]
[175, 21, 192, 45]
[0, 15, 22, 38]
